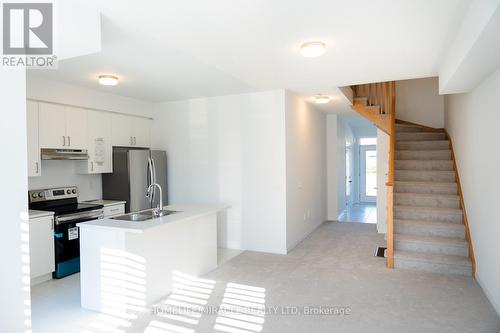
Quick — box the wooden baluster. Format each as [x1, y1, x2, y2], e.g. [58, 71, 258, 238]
[368, 84, 372, 106]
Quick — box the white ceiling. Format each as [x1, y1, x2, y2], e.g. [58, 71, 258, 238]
[29, 0, 469, 113]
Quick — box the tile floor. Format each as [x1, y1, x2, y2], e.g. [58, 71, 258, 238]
[339, 203, 377, 224]
[31, 223, 499, 333]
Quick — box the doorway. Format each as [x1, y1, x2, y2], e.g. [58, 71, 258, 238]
[359, 144, 377, 203]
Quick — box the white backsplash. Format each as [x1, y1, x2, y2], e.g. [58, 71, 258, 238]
[28, 160, 102, 201]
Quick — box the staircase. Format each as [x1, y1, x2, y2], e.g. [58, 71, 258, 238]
[348, 82, 474, 276]
[392, 123, 472, 275]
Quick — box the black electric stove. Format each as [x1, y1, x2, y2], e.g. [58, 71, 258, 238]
[28, 186, 104, 278]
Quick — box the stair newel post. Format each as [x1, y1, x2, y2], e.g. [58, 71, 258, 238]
[386, 80, 396, 268]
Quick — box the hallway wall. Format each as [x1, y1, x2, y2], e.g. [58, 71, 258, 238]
[444, 67, 500, 315]
[285, 91, 327, 251]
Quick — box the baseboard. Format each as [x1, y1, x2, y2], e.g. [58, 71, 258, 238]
[475, 273, 500, 316]
[286, 220, 325, 254]
[223, 241, 242, 251]
[31, 273, 52, 286]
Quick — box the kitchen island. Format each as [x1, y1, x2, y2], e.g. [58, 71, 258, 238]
[77, 204, 226, 312]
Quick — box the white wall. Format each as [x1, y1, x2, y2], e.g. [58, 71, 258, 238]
[26, 77, 155, 199]
[151, 90, 287, 254]
[445, 67, 500, 315]
[338, 119, 354, 216]
[396, 77, 445, 128]
[326, 115, 339, 220]
[0, 69, 31, 333]
[285, 91, 327, 251]
[327, 116, 354, 220]
[376, 129, 389, 234]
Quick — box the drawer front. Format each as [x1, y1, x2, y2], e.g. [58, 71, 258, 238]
[104, 204, 125, 217]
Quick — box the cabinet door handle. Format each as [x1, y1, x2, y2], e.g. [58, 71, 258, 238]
[51, 218, 54, 230]
[35, 162, 39, 174]
[63, 136, 66, 146]
[68, 136, 71, 146]
[91, 161, 94, 172]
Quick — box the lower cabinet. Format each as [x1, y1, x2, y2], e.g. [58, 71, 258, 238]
[29, 215, 55, 284]
[103, 203, 125, 218]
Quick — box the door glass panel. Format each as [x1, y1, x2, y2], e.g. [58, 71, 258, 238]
[365, 150, 377, 197]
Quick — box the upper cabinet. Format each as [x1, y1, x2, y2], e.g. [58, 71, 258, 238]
[112, 113, 151, 148]
[27, 101, 41, 177]
[39, 102, 88, 149]
[27, 100, 153, 175]
[76, 110, 113, 174]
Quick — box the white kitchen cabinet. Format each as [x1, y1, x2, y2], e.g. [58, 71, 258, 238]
[27, 101, 41, 177]
[39, 102, 66, 149]
[39, 102, 88, 149]
[112, 113, 151, 148]
[133, 117, 152, 147]
[65, 106, 88, 149]
[76, 110, 112, 174]
[30, 215, 55, 283]
[111, 113, 133, 146]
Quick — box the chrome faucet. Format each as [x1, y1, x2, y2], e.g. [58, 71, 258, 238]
[146, 183, 163, 217]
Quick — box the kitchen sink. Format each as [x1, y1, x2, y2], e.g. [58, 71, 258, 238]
[111, 209, 179, 222]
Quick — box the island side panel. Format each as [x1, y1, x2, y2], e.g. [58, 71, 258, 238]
[80, 227, 127, 311]
[126, 213, 218, 306]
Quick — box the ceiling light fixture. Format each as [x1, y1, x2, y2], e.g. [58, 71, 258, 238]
[315, 95, 330, 104]
[98, 75, 119, 86]
[301, 41, 326, 58]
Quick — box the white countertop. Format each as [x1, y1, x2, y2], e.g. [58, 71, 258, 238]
[83, 199, 126, 207]
[78, 204, 228, 234]
[29, 210, 54, 219]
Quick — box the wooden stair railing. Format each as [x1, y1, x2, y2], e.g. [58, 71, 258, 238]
[351, 81, 395, 134]
[351, 81, 396, 268]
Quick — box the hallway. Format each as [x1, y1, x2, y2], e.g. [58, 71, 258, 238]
[339, 203, 377, 224]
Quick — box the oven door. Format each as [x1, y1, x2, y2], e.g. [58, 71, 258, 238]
[53, 210, 103, 278]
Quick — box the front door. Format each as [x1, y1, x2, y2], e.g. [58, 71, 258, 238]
[360, 145, 377, 203]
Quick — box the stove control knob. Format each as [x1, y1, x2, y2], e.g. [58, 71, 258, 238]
[37, 192, 43, 198]
[66, 189, 71, 194]
[31, 193, 37, 198]
[72, 189, 77, 194]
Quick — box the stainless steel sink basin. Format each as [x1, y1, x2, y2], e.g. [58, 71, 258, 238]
[111, 209, 179, 222]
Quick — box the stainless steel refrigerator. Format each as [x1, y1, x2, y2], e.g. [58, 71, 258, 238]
[102, 148, 168, 213]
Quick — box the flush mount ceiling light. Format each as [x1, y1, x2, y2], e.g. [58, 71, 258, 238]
[98, 75, 119, 86]
[315, 95, 330, 104]
[301, 41, 326, 58]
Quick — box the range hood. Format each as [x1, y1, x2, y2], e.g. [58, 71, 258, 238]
[41, 149, 89, 160]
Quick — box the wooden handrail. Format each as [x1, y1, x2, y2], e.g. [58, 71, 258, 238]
[351, 80, 396, 268]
